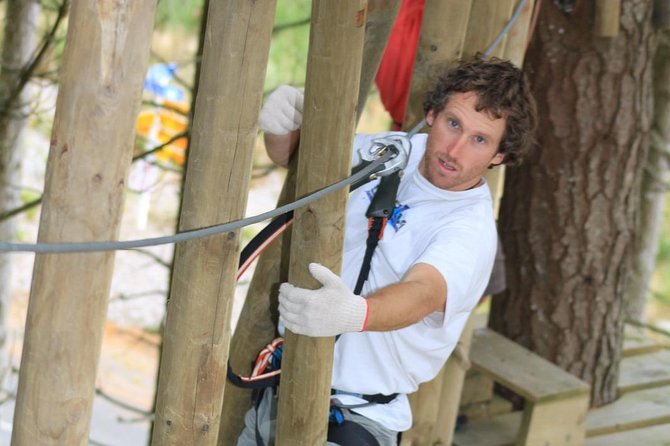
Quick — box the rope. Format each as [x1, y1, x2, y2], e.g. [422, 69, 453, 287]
[483, 0, 528, 58]
[0, 152, 392, 253]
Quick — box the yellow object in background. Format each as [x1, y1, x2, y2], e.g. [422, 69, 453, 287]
[136, 99, 189, 165]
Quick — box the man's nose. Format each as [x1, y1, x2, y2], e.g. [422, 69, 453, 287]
[446, 135, 467, 159]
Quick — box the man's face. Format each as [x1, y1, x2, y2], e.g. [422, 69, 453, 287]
[419, 91, 506, 191]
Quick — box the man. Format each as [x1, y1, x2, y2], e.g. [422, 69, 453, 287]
[238, 58, 537, 445]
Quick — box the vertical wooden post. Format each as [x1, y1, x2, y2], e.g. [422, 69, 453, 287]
[356, 0, 401, 119]
[595, 0, 621, 37]
[402, 0, 472, 130]
[219, 3, 395, 441]
[400, 3, 473, 444]
[481, 0, 535, 215]
[218, 170, 296, 445]
[151, 1, 276, 445]
[11, 2, 157, 444]
[429, 313, 477, 444]
[461, 0, 516, 60]
[402, 1, 537, 444]
[275, 1, 367, 444]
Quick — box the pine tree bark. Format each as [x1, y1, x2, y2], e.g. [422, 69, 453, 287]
[489, 0, 657, 407]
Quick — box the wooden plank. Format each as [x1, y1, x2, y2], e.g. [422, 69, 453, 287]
[623, 325, 663, 357]
[470, 328, 590, 402]
[518, 394, 589, 445]
[618, 349, 670, 394]
[11, 2, 157, 444]
[461, 394, 515, 421]
[585, 423, 670, 446]
[461, 369, 495, 406]
[453, 411, 520, 446]
[586, 385, 670, 436]
[274, 2, 367, 444]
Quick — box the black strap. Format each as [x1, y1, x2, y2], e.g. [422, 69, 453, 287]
[327, 420, 381, 446]
[361, 392, 397, 404]
[226, 362, 280, 390]
[353, 216, 386, 295]
[331, 389, 398, 405]
[353, 172, 402, 295]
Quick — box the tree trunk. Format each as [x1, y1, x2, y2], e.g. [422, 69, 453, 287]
[489, 0, 657, 407]
[625, 30, 670, 321]
[0, 0, 40, 392]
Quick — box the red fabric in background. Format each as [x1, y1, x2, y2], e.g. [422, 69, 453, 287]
[374, 0, 425, 130]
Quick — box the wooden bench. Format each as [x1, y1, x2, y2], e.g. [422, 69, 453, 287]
[454, 328, 591, 446]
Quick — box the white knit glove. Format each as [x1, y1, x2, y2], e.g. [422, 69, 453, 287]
[279, 263, 369, 337]
[259, 85, 304, 135]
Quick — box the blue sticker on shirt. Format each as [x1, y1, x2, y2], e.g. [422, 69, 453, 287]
[365, 186, 409, 232]
[389, 204, 409, 231]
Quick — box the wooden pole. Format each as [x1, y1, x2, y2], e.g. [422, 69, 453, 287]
[401, 1, 539, 444]
[275, 1, 367, 444]
[482, 0, 535, 215]
[429, 314, 477, 444]
[461, 0, 515, 60]
[151, 1, 276, 444]
[402, 0, 472, 130]
[217, 169, 296, 445]
[430, 3, 536, 445]
[594, 0, 621, 37]
[11, 2, 157, 444]
[218, 3, 396, 441]
[400, 0, 473, 441]
[356, 0, 401, 120]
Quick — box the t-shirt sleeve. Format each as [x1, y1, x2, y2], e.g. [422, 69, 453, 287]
[416, 213, 498, 329]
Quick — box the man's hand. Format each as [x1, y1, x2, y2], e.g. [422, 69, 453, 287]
[279, 263, 369, 337]
[259, 85, 304, 135]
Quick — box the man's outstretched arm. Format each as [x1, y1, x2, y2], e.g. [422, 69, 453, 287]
[279, 263, 447, 337]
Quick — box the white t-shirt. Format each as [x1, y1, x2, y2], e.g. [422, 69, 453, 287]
[330, 132, 498, 431]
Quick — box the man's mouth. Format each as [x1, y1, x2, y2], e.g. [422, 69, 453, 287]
[439, 158, 457, 172]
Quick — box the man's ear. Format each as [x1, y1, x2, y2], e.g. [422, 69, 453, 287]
[490, 152, 505, 167]
[426, 109, 435, 127]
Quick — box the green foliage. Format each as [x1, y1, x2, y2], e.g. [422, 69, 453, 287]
[265, 0, 311, 90]
[155, 0, 205, 34]
[19, 189, 42, 221]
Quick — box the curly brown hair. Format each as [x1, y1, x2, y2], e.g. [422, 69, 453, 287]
[423, 57, 537, 165]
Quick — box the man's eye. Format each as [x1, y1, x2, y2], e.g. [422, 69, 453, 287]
[474, 135, 486, 144]
[447, 119, 459, 128]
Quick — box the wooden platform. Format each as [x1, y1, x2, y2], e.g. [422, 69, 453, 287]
[453, 325, 670, 446]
